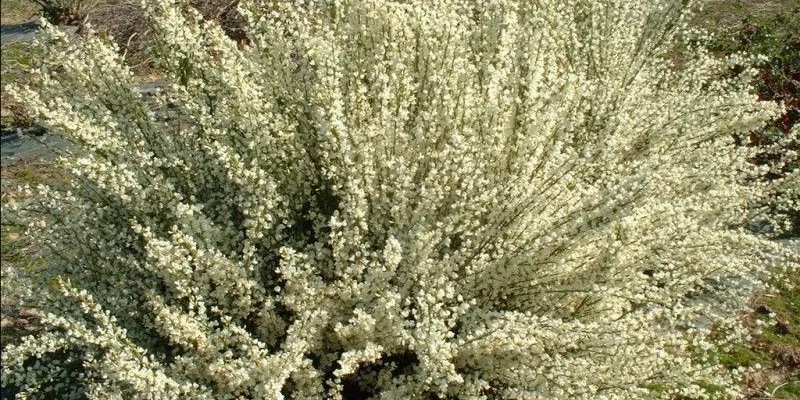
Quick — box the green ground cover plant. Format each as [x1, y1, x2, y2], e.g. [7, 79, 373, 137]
[714, 273, 800, 399]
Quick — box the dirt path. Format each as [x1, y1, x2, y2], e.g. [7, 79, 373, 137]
[0, 19, 40, 46]
[0, 19, 79, 46]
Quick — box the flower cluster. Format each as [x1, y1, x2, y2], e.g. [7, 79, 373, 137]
[2, 0, 797, 399]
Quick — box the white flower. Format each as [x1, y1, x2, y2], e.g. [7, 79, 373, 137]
[2, 0, 797, 399]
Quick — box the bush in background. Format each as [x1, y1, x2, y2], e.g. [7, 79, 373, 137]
[31, 0, 100, 25]
[1, 0, 798, 399]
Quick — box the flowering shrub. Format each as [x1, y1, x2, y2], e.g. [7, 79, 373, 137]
[2, 0, 798, 399]
[701, 2, 800, 238]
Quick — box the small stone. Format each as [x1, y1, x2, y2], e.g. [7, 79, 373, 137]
[0, 317, 14, 329]
[16, 307, 40, 319]
[22, 124, 46, 136]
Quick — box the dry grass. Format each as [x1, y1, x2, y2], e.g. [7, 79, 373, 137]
[697, 0, 797, 27]
[84, 0, 245, 78]
[0, 157, 64, 351]
[0, 0, 38, 24]
[736, 275, 800, 399]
